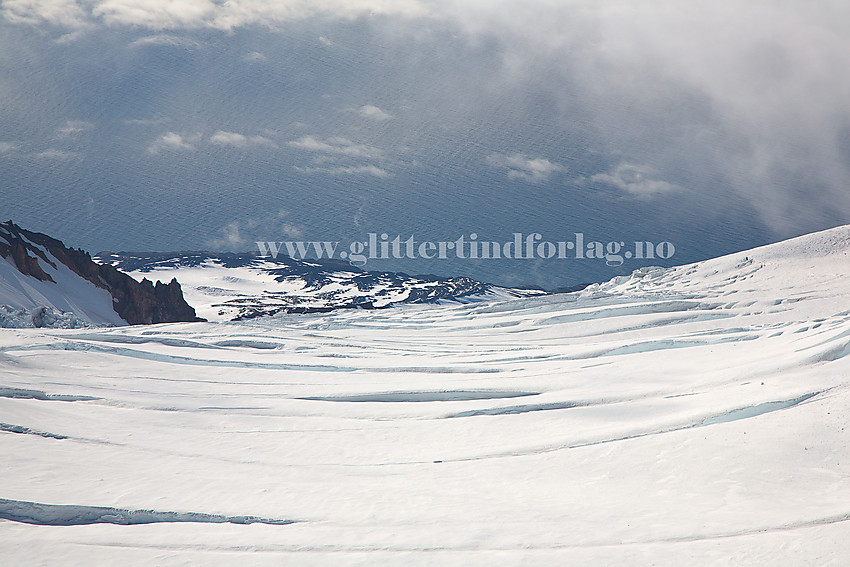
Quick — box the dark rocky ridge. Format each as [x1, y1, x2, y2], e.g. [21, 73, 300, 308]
[0, 221, 202, 325]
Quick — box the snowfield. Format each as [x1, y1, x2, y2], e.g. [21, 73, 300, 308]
[2, 226, 850, 565]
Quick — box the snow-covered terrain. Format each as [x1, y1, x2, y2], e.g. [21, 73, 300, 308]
[96, 252, 540, 322]
[2, 225, 850, 565]
[0, 241, 125, 328]
[0, 221, 201, 327]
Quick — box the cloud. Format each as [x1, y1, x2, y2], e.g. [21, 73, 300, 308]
[54, 29, 88, 43]
[590, 163, 680, 197]
[91, 0, 217, 30]
[280, 223, 304, 239]
[358, 105, 393, 121]
[124, 115, 170, 126]
[487, 153, 564, 183]
[0, 142, 18, 153]
[128, 34, 200, 48]
[295, 164, 391, 178]
[441, 0, 850, 232]
[205, 221, 246, 249]
[243, 51, 265, 62]
[35, 148, 80, 159]
[3, 0, 429, 31]
[6, 0, 850, 237]
[288, 135, 383, 160]
[289, 135, 391, 177]
[3, 0, 92, 28]
[147, 132, 198, 154]
[205, 211, 306, 250]
[56, 120, 93, 139]
[146, 130, 277, 154]
[209, 131, 276, 148]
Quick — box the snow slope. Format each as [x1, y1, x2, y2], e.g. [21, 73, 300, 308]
[0, 222, 200, 327]
[1, 225, 850, 565]
[0, 249, 125, 327]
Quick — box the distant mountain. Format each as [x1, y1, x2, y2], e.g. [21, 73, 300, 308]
[0, 221, 202, 327]
[95, 251, 544, 322]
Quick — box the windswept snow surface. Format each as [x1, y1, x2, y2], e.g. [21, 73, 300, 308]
[2, 226, 850, 565]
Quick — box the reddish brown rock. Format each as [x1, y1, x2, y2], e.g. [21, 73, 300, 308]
[0, 221, 203, 325]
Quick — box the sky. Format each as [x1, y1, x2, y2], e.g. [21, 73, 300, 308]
[2, 0, 850, 288]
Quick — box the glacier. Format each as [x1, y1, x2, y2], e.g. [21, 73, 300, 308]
[1, 225, 850, 565]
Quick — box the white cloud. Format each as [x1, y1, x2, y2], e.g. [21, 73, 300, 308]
[3, 0, 92, 28]
[3, 0, 429, 31]
[147, 132, 198, 154]
[206, 221, 246, 249]
[0, 142, 18, 153]
[128, 34, 200, 48]
[280, 223, 304, 239]
[210, 131, 247, 146]
[289, 135, 391, 176]
[54, 29, 88, 43]
[124, 115, 170, 126]
[213, 0, 428, 30]
[590, 163, 680, 197]
[56, 120, 93, 139]
[91, 0, 217, 30]
[358, 105, 393, 121]
[243, 51, 266, 62]
[487, 153, 564, 183]
[35, 148, 80, 159]
[210, 131, 276, 148]
[289, 135, 383, 160]
[205, 211, 305, 250]
[296, 164, 391, 178]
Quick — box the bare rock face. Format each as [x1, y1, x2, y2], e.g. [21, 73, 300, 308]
[0, 228, 55, 283]
[0, 221, 203, 325]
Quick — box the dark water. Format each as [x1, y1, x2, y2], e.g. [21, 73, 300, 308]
[1, 21, 838, 288]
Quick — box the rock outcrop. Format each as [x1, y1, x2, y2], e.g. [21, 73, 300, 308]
[0, 221, 203, 325]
